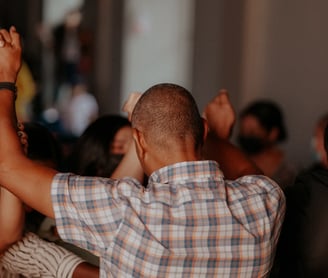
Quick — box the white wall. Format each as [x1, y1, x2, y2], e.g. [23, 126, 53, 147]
[240, 0, 328, 168]
[121, 0, 195, 106]
[43, 0, 83, 26]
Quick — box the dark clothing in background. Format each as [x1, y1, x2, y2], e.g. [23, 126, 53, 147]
[277, 167, 328, 277]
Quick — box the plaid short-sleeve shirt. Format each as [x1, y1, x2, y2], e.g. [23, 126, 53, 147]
[52, 160, 285, 277]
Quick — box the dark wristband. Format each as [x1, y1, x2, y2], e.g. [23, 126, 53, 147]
[0, 82, 17, 99]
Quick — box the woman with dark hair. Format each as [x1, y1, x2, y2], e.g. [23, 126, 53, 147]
[237, 100, 297, 190]
[69, 114, 132, 177]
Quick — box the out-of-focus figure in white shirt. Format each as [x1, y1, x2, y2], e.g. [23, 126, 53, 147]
[60, 76, 99, 137]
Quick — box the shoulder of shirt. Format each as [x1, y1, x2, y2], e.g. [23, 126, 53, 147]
[227, 174, 283, 197]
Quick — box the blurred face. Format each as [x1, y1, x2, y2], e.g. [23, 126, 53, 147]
[238, 115, 272, 154]
[239, 115, 269, 138]
[311, 125, 328, 166]
[110, 126, 133, 155]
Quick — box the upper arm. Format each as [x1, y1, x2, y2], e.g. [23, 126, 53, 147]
[0, 155, 57, 219]
[203, 134, 262, 179]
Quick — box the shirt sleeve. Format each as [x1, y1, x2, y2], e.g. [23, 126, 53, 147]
[0, 232, 84, 277]
[226, 175, 286, 241]
[51, 173, 136, 255]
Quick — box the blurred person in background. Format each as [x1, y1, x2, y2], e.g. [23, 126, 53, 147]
[309, 112, 328, 170]
[53, 8, 83, 92]
[276, 123, 328, 277]
[237, 99, 297, 191]
[58, 75, 99, 138]
[68, 114, 132, 177]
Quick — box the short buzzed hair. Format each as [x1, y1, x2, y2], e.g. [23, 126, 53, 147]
[131, 83, 204, 150]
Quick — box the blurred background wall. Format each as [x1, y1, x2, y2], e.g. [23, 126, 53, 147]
[0, 0, 327, 168]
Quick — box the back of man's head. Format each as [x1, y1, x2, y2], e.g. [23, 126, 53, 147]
[131, 83, 204, 151]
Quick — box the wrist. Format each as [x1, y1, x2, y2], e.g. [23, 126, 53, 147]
[0, 70, 18, 83]
[0, 82, 17, 99]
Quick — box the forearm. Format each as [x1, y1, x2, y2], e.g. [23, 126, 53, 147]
[0, 90, 25, 253]
[0, 187, 24, 253]
[203, 91, 262, 179]
[0, 90, 56, 218]
[203, 132, 262, 179]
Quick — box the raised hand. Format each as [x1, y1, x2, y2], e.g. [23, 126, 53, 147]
[203, 89, 236, 140]
[122, 92, 142, 121]
[0, 26, 22, 83]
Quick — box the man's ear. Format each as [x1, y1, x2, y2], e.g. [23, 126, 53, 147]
[132, 128, 147, 160]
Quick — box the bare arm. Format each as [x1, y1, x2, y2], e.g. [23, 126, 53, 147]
[111, 92, 144, 182]
[0, 122, 37, 254]
[202, 90, 262, 179]
[0, 27, 56, 218]
[0, 187, 24, 253]
[72, 262, 100, 278]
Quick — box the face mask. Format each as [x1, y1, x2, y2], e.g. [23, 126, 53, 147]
[107, 154, 125, 174]
[310, 137, 322, 163]
[237, 135, 266, 154]
[96, 154, 125, 177]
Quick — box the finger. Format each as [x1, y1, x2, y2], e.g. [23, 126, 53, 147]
[17, 121, 24, 131]
[17, 131, 25, 137]
[122, 92, 142, 113]
[9, 26, 21, 49]
[0, 35, 4, 47]
[18, 130, 28, 142]
[0, 28, 12, 44]
[218, 91, 230, 104]
[219, 88, 228, 94]
[20, 137, 28, 146]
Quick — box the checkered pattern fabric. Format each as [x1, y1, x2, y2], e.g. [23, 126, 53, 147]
[52, 160, 285, 277]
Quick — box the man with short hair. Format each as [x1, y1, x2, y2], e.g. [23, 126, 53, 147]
[0, 26, 285, 277]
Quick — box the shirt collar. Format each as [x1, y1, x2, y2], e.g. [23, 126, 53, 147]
[148, 160, 223, 184]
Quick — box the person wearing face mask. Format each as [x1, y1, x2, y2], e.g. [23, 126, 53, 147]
[273, 123, 328, 278]
[309, 112, 328, 170]
[237, 100, 297, 191]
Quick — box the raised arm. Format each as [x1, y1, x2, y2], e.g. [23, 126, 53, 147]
[0, 27, 56, 218]
[0, 123, 27, 253]
[111, 92, 144, 182]
[202, 90, 262, 179]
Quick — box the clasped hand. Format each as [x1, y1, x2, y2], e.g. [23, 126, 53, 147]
[0, 26, 22, 83]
